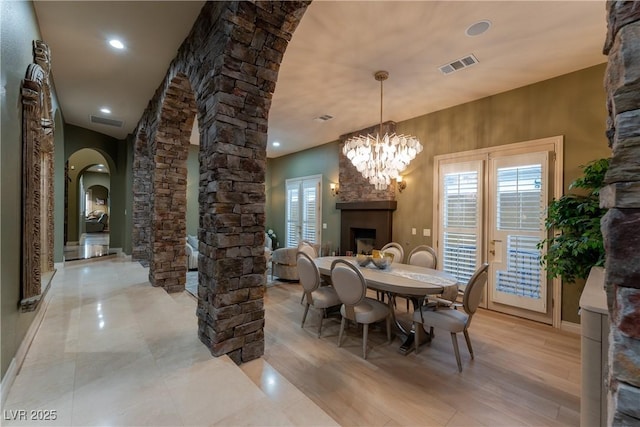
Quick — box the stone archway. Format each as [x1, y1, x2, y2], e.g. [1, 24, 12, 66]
[148, 74, 197, 292]
[131, 1, 310, 363]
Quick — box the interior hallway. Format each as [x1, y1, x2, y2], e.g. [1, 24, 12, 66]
[2, 258, 336, 426]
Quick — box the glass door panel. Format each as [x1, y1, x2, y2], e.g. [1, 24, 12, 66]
[488, 152, 549, 315]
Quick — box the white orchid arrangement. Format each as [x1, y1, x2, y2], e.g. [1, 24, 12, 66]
[266, 229, 277, 249]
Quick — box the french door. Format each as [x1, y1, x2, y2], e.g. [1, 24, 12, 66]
[434, 137, 562, 325]
[488, 152, 550, 316]
[285, 175, 322, 247]
[439, 161, 484, 286]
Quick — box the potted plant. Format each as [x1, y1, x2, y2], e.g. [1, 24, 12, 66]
[538, 158, 610, 283]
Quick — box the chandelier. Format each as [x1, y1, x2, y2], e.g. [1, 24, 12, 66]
[343, 70, 423, 190]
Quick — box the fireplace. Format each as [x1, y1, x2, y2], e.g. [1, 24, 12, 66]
[336, 201, 397, 255]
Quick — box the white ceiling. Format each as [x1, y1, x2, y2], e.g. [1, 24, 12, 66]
[34, 1, 608, 158]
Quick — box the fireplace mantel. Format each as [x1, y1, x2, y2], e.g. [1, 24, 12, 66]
[335, 200, 397, 211]
[336, 201, 397, 254]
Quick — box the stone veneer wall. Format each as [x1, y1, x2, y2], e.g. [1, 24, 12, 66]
[338, 121, 398, 202]
[148, 75, 197, 292]
[132, 131, 150, 264]
[131, 1, 309, 363]
[601, 1, 640, 424]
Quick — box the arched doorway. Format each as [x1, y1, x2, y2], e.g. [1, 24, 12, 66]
[65, 148, 115, 261]
[131, 1, 310, 363]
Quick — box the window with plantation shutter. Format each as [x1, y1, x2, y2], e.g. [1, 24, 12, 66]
[490, 157, 548, 313]
[285, 175, 322, 247]
[286, 184, 300, 248]
[439, 161, 483, 284]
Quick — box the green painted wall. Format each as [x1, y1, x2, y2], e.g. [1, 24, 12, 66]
[0, 0, 59, 380]
[268, 64, 611, 324]
[267, 141, 341, 253]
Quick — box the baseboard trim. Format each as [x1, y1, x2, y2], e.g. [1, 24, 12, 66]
[561, 320, 581, 335]
[0, 271, 55, 408]
[1, 358, 18, 407]
[110, 247, 123, 256]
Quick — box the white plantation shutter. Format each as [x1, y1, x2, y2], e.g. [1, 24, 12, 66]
[496, 165, 544, 231]
[439, 161, 483, 284]
[285, 175, 322, 247]
[286, 183, 300, 247]
[496, 235, 542, 298]
[435, 138, 561, 324]
[494, 163, 545, 303]
[302, 181, 318, 241]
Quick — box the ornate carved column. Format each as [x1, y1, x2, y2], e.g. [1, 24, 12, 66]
[21, 68, 43, 310]
[20, 40, 55, 312]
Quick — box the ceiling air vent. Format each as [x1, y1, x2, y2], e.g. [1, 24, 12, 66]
[438, 54, 479, 75]
[90, 114, 124, 128]
[313, 114, 334, 122]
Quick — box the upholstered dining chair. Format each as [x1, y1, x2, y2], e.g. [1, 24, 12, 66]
[380, 242, 404, 264]
[412, 263, 489, 371]
[378, 242, 405, 303]
[297, 252, 341, 338]
[330, 259, 392, 359]
[297, 241, 321, 304]
[407, 245, 437, 269]
[400, 244, 439, 310]
[298, 240, 318, 258]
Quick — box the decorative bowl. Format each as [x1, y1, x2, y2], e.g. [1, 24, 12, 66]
[371, 254, 392, 269]
[356, 254, 371, 267]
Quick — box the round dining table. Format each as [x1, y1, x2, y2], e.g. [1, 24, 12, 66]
[313, 256, 460, 354]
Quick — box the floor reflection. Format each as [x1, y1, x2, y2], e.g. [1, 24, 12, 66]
[64, 233, 118, 261]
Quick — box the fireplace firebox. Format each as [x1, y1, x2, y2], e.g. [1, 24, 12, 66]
[336, 201, 397, 255]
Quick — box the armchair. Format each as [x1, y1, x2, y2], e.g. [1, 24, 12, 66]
[86, 213, 108, 233]
[185, 235, 199, 270]
[272, 240, 320, 280]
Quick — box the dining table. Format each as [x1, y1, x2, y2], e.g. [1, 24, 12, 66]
[314, 256, 460, 354]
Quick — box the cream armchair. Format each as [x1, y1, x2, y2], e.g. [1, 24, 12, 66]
[265, 233, 273, 269]
[272, 240, 320, 280]
[185, 235, 199, 270]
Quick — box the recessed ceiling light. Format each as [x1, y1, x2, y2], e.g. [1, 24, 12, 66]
[272, 142, 281, 147]
[466, 20, 491, 37]
[100, 108, 111, 114]
[109, 39, 125, 49]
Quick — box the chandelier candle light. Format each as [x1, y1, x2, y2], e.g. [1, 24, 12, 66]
[343, 71, 423, 190]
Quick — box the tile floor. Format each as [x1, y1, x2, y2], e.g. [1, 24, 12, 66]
[63, 233, 118, 262]
[3, 258, 337, 426]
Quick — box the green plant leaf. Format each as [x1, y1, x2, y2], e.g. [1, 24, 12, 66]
[539, 157, 609, 283]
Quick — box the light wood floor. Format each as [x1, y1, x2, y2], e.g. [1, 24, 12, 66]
[262, 282, 580, 426]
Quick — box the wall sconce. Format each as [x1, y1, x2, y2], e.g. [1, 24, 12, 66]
[396, 176, 407, 193]
[330, 182, 339, 196]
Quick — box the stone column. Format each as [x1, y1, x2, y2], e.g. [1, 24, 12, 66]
[132, 132, 151, 264]
[601, 2, 640, 424]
